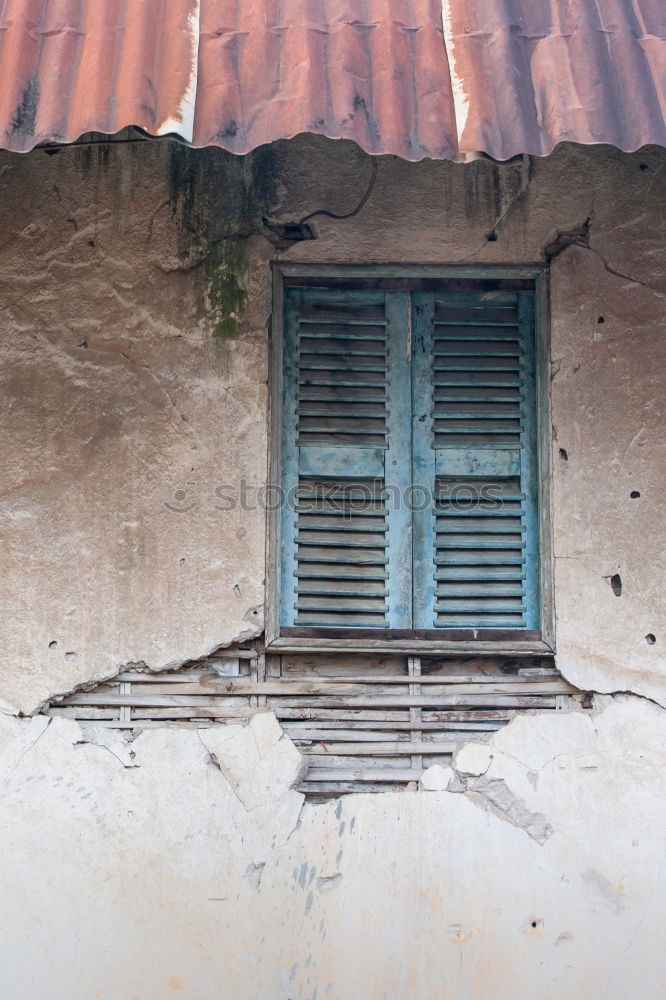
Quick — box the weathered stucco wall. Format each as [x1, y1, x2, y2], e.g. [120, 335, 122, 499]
[1, 701, 666, 999]
[0, 136, 664, 998]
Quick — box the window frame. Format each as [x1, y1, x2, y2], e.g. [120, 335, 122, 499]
[266, 263, 555, 656]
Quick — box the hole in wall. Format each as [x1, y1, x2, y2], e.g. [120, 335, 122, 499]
[630, 491, 641, 499]
[559, 448, 568, 461]
[48, 640, 57, 650]
[522, 917, 545, 934]
[485, 230, 498, 242]
[262, 219, 316, 250]
[645, 634, 656, 645]
[639, 163, 649, 171]
[597, 315, 605, 324]
[608, 573, 622, 597]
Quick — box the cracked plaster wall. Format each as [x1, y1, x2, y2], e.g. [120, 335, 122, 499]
[0, 136, 664, 998]
[1, 701, 666, 999]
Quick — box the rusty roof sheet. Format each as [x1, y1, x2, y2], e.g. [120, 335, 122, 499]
[0, 0, 664, 160]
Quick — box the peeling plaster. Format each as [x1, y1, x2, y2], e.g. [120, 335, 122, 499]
[0, 701, 665, 996]
[198, 712, 308, 812]
[460, 777, 554, 845]
[34, 624, 263, 718]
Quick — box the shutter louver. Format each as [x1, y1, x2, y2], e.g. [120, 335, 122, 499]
[281, 289, 411, 630]
[293, 477, 389, 626]
[413, 291, 540, 631]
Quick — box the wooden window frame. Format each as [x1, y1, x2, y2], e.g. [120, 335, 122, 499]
[266, 263, 555, 656]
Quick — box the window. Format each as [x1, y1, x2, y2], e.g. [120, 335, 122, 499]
[268, 267, 552, 654]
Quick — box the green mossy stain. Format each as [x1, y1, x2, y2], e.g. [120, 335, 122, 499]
[204, 238, 248, 343]
[167, 142, 280, 343]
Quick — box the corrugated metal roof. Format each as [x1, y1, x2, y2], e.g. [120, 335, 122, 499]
[0, 0, 664, 160]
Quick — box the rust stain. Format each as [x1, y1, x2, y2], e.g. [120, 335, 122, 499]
[0, 0, 663, 159]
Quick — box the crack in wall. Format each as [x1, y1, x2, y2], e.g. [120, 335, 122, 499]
[0, 716, 51, 785]
[543, 215, 665, 296]
[601, 851, 666, 998]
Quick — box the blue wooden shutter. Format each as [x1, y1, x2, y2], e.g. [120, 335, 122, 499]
[280, 288, 412, 629]
[412, 290, 540, 630]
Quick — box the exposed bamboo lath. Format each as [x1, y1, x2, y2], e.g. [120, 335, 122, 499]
[47, 646, 589, 797]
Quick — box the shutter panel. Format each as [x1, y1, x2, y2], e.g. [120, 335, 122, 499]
[280, 288, 412, 630]
[412, 290, 540, 630]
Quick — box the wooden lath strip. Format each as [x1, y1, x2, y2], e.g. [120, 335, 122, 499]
[265, 695, 557, 708]
[61, 676, 574, 697]
[296, 782, 408, 796]
[112, 669, 564, 685]
[303, 741, 461, 755]
[57, 692, 561, 709]
[282, 720, 504, 732]
[290, 730, 502, 745]
[305, 768, 423, 782]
